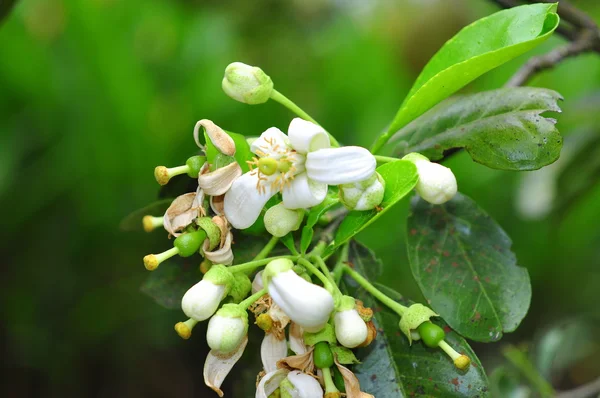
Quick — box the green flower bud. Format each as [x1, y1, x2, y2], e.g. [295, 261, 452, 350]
[174, 229, 207, 257]
[339, 172, 385, 211]
[222, 62, 273, 104]
[399, 303, 439, 345]
[313, 341, 334, 369]
[264, 203, 304, 237]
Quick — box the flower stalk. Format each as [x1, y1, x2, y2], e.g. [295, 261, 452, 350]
[342, 265, 407, 316]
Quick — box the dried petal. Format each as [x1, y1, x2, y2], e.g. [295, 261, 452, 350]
[203, 232, 234, 265]
[334, 357, 373, 398]
[256, 369, 289, 398]
[261, 333, 288, 373]
[277, 347, 315, 375]
[203, 336, 248, 397]
[289, 322, 306, 355]
[211, 194, 225, 215]
[211, 215, 229, 247]
[194, 119, 236, 156]
[198, 162, 242, 196]
[163, 191, 203, 237]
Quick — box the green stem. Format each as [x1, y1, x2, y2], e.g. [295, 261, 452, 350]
[321, 367, 339, 394]
[343, 265, 407, 316]
[503, 345, 555, 398]
[228, 255, 298, 274]
[253, 236, 279, 261]
[374, 155, 400, 164]
[297, 258, 334, 292]
[312, 255, 337, 286]
[238, 288, 267, 309]
[332, 244, 350, 284]
[270, 89, 340, 147]
[308, 240, 327, 258]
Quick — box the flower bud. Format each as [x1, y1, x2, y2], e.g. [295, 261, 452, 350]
[339, 172, 385, 211]
[222, 62, 273, 104]
[264, 203, 304, 237]
[334, 296, 368, 348]
[181, 265, 234, 321]
[280, 371, 323, 398]
[206, 304, 248, 355]
[263, 259, 334, 333]
[403, 153, 457, 205]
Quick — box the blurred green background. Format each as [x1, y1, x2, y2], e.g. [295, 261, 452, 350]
[1, 0, 599, 396]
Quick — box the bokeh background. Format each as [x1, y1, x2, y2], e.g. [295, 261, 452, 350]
[1, 0, 599, 396]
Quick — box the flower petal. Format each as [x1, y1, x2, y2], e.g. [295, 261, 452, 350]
[203, 336, 248, 397]
[251, 127, 290, 157]
[198, 162, 242, 196]
[287, 118, 330, 154]
[289, 323, 307, 355]
[163, 192, 202, 237]
[306, 146, 376, 185]
[261, 333, 288, 373]
[203, 231, 234, 265]
[282, 173, 327, 209]
[286, 370, 323, 398]
[224, 172, 276, 229]
[256, 369, 289, 398]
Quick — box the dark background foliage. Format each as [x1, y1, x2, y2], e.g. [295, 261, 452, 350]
[1, 0, 599, 396]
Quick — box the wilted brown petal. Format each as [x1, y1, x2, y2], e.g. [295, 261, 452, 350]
[163, 192, 203, 237]
[198, 162, 242, 196]
[256, 369, 289, 398]
[261, 333, 288, 373]
[210, 215, 229, 247]
[193, 119, 236, 156]
[289, 322, 306, 355]
[334, 357, 373, 398]
[203, 231, 234, 265]
[203, 336, 248, 397]
[210, 194, 225, 215]
[277, 347, 315, 374]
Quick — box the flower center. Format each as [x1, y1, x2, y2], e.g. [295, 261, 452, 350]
[258, 157, 278, 176]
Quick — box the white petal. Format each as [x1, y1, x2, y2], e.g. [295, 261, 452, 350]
[181, 280, 226, 321]
[289, 323, 307, 355]
[286, 370, 324, 398]
[251, 127, 290, 156]
[334, 309, 368, 348]
[203, 232, 234, 265]
[224, 172, 276, 229]
[287, 118, 330, 154]
[256, 369, 289, 398]
[414, 160, 458, 205]
[306, 146, 376, 185]
[261, 333, 289, 373]
[198, 162, 242, 196]
[282, 173, 327, 209]
[204, 336, 248, 397]
[252, 271, 264, 294]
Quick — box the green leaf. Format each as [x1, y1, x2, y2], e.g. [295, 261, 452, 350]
[205, 130, 253, 173]
[373, 3, 559, 151]
[393, 88, 563, 171]
[119, 198, 173, 231]
[300, 226, 314, 254]
[344, 241, 489, 397]
[324, 160, 417, 257]
[406, 193, 531, 342]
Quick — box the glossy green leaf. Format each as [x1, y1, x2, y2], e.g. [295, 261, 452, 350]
[344, 240, 489, 397]
[393, 88, 563, 171]
[324, 160, 418, 257]
[407, 193, 531, 342]
[373, 3, 559, 151]
[119, 198, 173, 231]
[300, 226, 314, 254]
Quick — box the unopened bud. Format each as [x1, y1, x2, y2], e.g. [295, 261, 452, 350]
[206, 304, 248, 355]
[264, 203, 304, 237]
[339, 172, 385, 211]
[403, 153, 457, 205]
[222, 62, 273, 104]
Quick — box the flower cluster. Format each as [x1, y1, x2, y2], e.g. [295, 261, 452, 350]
[136, 62, 463, 397]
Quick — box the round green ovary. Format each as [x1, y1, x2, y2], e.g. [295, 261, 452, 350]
[174, 230, 207, 257]
[258, 157, 278, 176]
[417, 321, 445, 348]
[313, 341, 334, 369]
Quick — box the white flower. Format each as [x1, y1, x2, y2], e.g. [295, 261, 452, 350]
[206, 304, 249, 355]
[281, 371, 323, 398]
[404, 153, 457, 205]
[334, 309, 368, 348]
[181, 279, 227, 321]
[263, 259, 334, 333]
[224, 118, 376, 229]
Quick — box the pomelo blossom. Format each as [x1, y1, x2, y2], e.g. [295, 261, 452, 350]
[224, 118, 376, 229]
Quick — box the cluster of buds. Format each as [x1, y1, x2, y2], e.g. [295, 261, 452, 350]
[133, 61, 464, 397]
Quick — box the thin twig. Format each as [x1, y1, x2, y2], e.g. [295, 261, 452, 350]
[556, 377, 600, 398]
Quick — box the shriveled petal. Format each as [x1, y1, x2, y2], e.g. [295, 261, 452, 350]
[335, 357, 373, 398]
[203, 232, 234, 265]
[203, 336, 248, 397]
[289, 323, 307, 355]
[194, 119, 236, 156]
[210, 194, 225, 215]
[251, 127, 290, 157]
[163, 192, 202, 237]
[211, 215, 229, 247]
[261, 333, 289, 373]
[268, 303, 291, 330]
[287, 118, 330, 154]
[306, 146, 376, 185]
[277, 348, 315, 374]
[256, 369, 289, 398]
[286, 370, 323, 398]
[198, 162, 243, 196]
[224, 172, 276, 229]
[282, 173, 327, 209]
